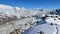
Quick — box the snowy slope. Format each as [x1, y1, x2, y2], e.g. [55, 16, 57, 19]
[23, 24, 57, 34]
[45, 15, 60, 25]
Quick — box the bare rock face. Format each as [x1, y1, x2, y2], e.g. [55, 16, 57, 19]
[0, 17, 36, 34]
[0, 14, 17, 25]
[9, 27, 23, 34]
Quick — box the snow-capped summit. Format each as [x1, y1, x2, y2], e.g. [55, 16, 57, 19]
[0, 4, 15, 16]
[15, 7, 21, 12]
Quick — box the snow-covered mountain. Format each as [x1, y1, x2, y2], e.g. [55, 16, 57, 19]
[0, 4, 51, 25]
[0, 4, 60, 34]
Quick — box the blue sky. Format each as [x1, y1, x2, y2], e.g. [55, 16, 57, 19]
[0, 0, 60, 10]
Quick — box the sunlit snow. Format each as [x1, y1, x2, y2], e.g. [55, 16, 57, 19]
[0, 4, 60, 34]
